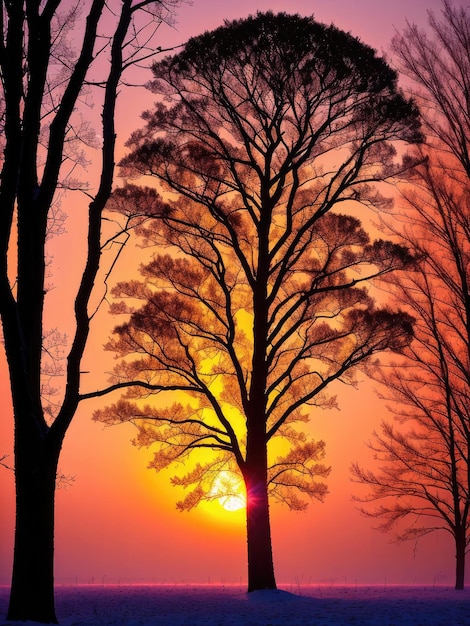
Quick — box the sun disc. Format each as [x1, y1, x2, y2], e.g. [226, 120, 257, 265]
[219, 493, 246, 512]
[210, 471, 246, 512]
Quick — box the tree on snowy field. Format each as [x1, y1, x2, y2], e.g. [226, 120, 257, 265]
[352, 1, 470, 591]
[93, 12, 421, 592]
[0, 1, 181, 622]
[351, 159, 470, 591]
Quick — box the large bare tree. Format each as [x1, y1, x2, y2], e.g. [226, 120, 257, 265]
[352, 0, 470, 590]
[94, 12, 421, 592]
[0, 1, 181, 622]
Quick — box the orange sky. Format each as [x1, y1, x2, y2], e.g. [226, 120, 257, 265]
[0, 0, 454, 588]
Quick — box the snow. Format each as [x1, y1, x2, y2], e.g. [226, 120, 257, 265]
[1, 584, 469, 625]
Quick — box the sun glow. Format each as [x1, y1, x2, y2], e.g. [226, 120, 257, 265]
[209, 471, 246, 512]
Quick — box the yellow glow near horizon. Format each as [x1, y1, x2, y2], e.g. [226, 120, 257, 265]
[209, 471, 246, 512]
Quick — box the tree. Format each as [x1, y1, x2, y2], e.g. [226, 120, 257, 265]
[0, 1, 181, 622]
[93, 12, 421, 592]
[391, 0, 470, 177]
[351, 160, 470, 590]
[352, 1, 470, 590]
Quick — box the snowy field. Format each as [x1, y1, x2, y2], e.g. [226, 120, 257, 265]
[1, 584, 470, 625]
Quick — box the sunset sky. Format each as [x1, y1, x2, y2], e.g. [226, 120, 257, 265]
[0, 0, 453, 588]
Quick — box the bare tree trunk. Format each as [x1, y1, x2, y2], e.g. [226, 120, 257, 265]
[245, 473, 277, 591]
[1, 292, 60, 622]
[244, 416, 277, 592]
[7, 431, 61, 623]
[4, 305, 72, 622]
[455, 528, 466, 590]
[243, 219, 277, 591]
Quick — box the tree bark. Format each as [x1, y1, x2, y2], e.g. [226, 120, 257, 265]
[7, 433, 62, 623]
[245, 473, 277, 591]
[455, 528, 466, 590]
[243, 410, 277, 593]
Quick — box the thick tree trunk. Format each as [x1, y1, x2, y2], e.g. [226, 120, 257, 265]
[1, 295, 62, 622]
[455, 529, 466, 590]
[7, 435, 61, 623]
[244, 451, 277, 592]
[244, 225, 276, 591]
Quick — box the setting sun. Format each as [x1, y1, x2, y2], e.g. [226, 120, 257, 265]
[209, 471, 246, 512]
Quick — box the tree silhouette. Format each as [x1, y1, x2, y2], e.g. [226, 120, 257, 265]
[352, 1, 470, 590]
[0, 1, 181, 622]
[94, 12, 421, 591]
[391, 0, 470, 177]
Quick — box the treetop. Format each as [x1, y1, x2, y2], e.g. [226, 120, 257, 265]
[151, 11, 416, 109]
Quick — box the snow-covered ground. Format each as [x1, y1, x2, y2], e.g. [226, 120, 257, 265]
[1, 584, 469, 625]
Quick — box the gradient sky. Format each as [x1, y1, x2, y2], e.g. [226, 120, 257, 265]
[1, 0, 453, 588]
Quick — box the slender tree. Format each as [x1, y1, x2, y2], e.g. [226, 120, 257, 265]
[0, 1, 181, 622]
[352, 1, 470, 590]
[351, 159, 470, 590]
[93, 12, 421, 592]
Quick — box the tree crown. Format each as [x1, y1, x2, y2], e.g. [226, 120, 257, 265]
[96, 12, 419, 512]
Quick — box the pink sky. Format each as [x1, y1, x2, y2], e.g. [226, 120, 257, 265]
[168, 0, 441, 51]
[1, 0, 454, 588]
